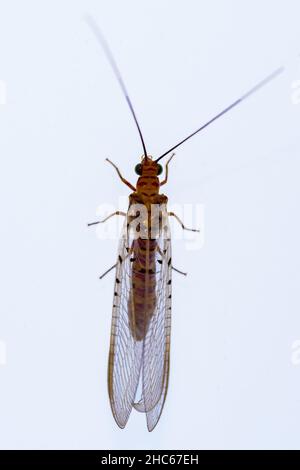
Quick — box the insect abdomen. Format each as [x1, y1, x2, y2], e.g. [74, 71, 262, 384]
[128, 238, 157, 341]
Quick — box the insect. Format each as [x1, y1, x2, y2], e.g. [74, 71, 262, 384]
[86, 16, 285, 431]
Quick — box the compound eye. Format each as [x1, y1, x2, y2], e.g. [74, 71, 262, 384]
[135, 164, 142, 175]
[157, 164, 163, 176]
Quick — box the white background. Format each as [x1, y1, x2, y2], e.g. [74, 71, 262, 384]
[0, 0, 300, 450]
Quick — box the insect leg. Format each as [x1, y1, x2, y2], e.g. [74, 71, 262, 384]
[168, 212, 200, 232]
[100, 248, 134, 279]
[172, 266, 187, 276]
[157, 246, 187, 276]
[99, 263, 117, 280]
[106, 158, 136, 191]
[159, 153, 175, 186]
[87, 211, 126, 227]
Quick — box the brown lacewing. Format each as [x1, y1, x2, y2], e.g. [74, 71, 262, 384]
[86, 16, 284, 431]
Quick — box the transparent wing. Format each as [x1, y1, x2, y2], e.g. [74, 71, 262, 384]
[108, 218, 143, 428]
[133, 222, 172, 432]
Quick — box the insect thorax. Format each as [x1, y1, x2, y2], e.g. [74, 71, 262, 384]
[128, 193, 169, 240]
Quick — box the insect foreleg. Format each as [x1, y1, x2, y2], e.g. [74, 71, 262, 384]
[159, 153, 175, 186]
[168, 212, 200, 232]
[156, 246, 187, 276]
[106, 158, 136, 191]
[87, 211, 126, 227]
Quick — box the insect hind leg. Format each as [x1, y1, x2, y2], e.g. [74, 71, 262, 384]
[99, 248, 134, 280]
[157, 246, 187, 276]
[172, 266, 187, 276]
[99, 263, 117, 280]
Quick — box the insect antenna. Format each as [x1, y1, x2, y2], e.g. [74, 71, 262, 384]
[85, 15, 148, 157]
[156, 66, 285, 162]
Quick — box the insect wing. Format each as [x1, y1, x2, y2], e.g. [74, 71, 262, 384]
[133, 221, 172, 431]
[108, 218, 143, 428]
